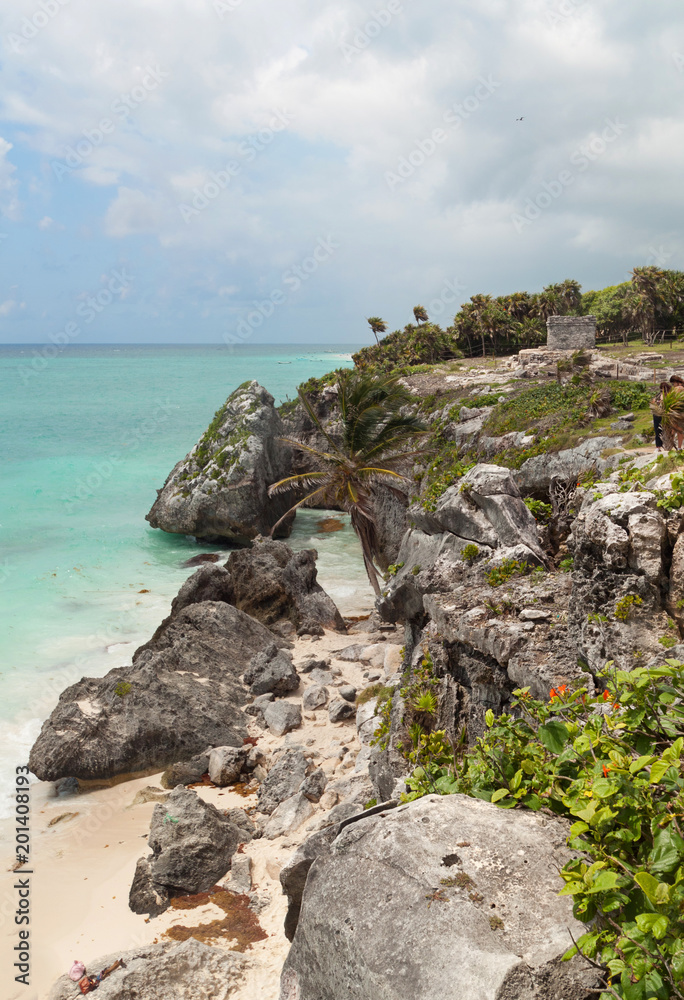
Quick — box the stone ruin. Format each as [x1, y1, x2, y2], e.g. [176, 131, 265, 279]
[546, 315, 596, 351]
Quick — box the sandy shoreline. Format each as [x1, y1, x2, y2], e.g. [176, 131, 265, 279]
[2, 622, 398, 999]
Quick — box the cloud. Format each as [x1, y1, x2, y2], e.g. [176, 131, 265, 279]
[0, 0, 683, 342]
[0, 299, 16, 316]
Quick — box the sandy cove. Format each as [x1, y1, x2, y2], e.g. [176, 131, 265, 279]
[2, 623, 401, 1000]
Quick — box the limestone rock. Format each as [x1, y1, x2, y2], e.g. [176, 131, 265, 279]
[208, 746, 247, 787]
[328, 699, 355, 723]
[146, 381, 294, 544]
[161, 750, 211, 789]
[48, 939, 248, 1000]
[263, 701, 302, 737]
[129, 787, 242, 916]
[263, 791, 314, 839]
[302, 684, 329, 711]
[339, 685, 357, 702]
[257, 749, 309, 815]
[30, 601, 273, 782]
[300, 768, 327, 802]
[279, 827, 337, 942]
[299, 656, 330, 673]
[244, 644, 300, 696]
[225, 539, 345, 631]
[281, 794, 601, 1000]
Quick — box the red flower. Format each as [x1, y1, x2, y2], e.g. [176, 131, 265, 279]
[602, 690, 610, 701]
[602, 765, 611, 778]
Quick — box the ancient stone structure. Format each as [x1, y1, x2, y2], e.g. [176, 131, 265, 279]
[546, 315, 596, 350]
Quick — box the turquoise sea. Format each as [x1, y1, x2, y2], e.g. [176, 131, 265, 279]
[0, 344, 372, 817]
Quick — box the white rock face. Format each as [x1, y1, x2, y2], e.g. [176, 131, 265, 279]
[281, 794, 600, 1000]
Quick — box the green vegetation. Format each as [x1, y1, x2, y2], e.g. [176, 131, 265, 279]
[356, 683, 394, 706]
[114, 681, 132, 698]
[268, 371, 426, 595]
[385, 562, 404, 578]
[614, 595, 644, 622]
[485, 558, 534, 588]
[524, 498, 553, 523]
[559, 557, 574, 573]
[400, 662, 684, 999]
[461, 544, 480, 565]
[657, 472, 684, 513]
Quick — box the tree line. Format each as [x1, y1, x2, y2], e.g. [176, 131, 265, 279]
[356, 267, 684, 369]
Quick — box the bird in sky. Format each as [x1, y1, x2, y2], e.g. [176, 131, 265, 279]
[516, 116, 525, 122]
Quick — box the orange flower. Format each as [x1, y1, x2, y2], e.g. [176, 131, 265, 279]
[602, 765, 611, 777]
[602, 690, 610, 701]
[558, 684, 568, 696]
[549, 688, 557, 700]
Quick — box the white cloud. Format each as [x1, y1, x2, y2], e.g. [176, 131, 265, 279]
[0, 299, 16, 316]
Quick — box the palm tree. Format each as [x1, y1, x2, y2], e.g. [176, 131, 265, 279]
[366, 316, 387, 344]
[413, 305, 429, 324]
[268, 372, 427, 595]
[631, 266, 666, 344]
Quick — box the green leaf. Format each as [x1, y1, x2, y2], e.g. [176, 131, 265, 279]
[635, 913, 669, 939]
[569, 821, 590, 838]
[592, 777, 617, 799]
[630, 754, 656, 773]
[510, 769, 523, 792]
[485, 709, 495, 727]
[538, 720, 570, 753]
[649, 827, 684, 875]
[434, 775, 459, 795]
[588, 870, 620, 893]
[650, 759, 672, 784]
[558, 881, 585, 896]
[491, 788, 509, 803]
[635, 871, 667, 904]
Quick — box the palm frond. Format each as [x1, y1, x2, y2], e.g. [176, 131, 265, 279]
[269, 486, 328, 537]
[268, 471, 330, 496]
[297, 389, 344, 458]
[276, 437, 344, 466]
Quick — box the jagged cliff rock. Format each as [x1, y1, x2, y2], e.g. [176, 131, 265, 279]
[28, 601, 276, 781]
[146, 381, 294, 544]
[281, 795, 601, 1000]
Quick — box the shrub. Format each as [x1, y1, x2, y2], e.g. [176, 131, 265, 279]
[485, 558, 533, 588]
[114, 681, 132, 698]
[462, 543, 480, 565]
[614, 595, 643, 622]
[559, 557, 574, 573]
[524, 499, 553, 523]
[402, 661, 684, 999]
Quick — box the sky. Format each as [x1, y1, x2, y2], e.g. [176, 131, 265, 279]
[0, 0, 683, 345]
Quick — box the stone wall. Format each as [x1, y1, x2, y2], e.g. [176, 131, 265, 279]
[546, 315, 596, 350]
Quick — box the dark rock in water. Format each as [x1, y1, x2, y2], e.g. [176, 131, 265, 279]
[161, 750, 212, 789]
[129, 787, 242, 916]
[243, 643, 300, 696]
[280, 794, 603, 1000]
[225, 539, 346, 632]
[257, 749, 309, 815]
[29, 601, 276, 782]
[146, 381, 295, 545]
[47, 939, 248, 1000]
[182, 552, 221, 568]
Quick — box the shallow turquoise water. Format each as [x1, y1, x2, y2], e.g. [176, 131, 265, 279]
[0, 344, 372, 811]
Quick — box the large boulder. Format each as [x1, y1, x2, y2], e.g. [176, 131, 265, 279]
[48, 939, 247, 1000]
[257, 749, 310, 815]
[224, 539, 346, 631]
[281, 794, 601, 1000]
[29, 601, 275, 782]
[129, 787, 243, 916]
[146, 381, 294, 544]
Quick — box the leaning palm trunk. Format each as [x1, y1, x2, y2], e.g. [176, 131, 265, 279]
[267, 373, 427, 596]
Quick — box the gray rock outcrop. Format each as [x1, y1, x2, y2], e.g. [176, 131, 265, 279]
[263, 700, 302, 737]
[48, 939, 247, 1000]
[129, 787, 243, 916]
[244, 643, 300, 696]
[224, 539, 346, 631]
[29, 601, 275, 782]
[146, 381, 294, 544]
[280, 794, 601, 1000]
[257, 749, 310, 815]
